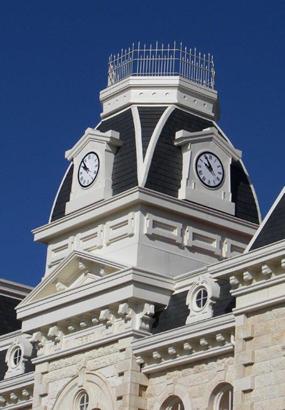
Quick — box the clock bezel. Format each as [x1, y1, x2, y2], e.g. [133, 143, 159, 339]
[195, 151, 224, 189]
[77, 151, 100, 188]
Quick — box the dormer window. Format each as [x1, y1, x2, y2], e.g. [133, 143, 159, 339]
[195, 287, 208, 309]
[11, 346, 22, 367]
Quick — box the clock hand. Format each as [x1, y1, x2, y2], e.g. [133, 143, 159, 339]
[203, 158, 217, 178]
[205, 156, 213, 172]
[202, 160, 214, 174]
[82, 160, 90, 172]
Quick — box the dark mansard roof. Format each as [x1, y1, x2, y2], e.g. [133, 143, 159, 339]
[249, 188, 285, 251]
[152, 280, 234, 334]
[0, 279, 31, 336]
[50, 107, 259, 224]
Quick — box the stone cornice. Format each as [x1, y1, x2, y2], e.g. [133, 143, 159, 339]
[17, 267, 173, 332]
[233, 293, 285, 315]
[132, 313, 234, 351]
[0, 400, 33, 410]
[32, 329, 147, 365]
[175, 240, 285, 290]
[0, 372, 34, 394]
[33, 187, 257, 243]
[132, 314, 235, 374]
[0, 279, 32, 300]
[99, 76, 218, 119]
[0, 372, 34, 408]
[210, 239, 285, 280]
[187, 239, 285, 315]
[139, 344, 233, 374]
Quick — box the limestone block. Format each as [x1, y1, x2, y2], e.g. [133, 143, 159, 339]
[273, 369, 285, 384]
[239, 350, 255, 366]
[241, 324, 254, 341]
[241, 402, 254, 410]
[116, 359, 132, 373]
[235, 376, 254, 392]
[128, 394, 147, 409]
[38, 383, 48, 397]
[128, 370, 148, 385]
[253, 334, 271, 349]
[255, 373, 274, 388]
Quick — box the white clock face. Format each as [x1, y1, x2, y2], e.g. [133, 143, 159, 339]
[78, 152, 100, 188]
[196, 152, 224, 188]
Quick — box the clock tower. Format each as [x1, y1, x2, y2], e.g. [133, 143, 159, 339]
[11, 42, 262, 410]
[37, 43, 259, 278]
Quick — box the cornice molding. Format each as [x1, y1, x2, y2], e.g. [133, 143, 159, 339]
[17, 266, 173, 332]
[132, 313, 234, 352]
[0, 371, 34, 393]
[32, 329, 147, 365]
[132, 314, 235, 374]
[139, 344, 233, 374]
[33, 187, 257, 243]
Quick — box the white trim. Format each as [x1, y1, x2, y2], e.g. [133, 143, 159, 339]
[99, 104, 133, 121]
[141, 344, 233, 374]
[231, 274, 285, 297]
[245, 186, 285, 252]
[0, 399, 33, 410]
[141, 105, 175, 186]
[0, 371, 34, 393]
[131, 105, 144, 185]
[233, 294, 285, 315]
[17, 250, 129, 308]
[49, 162, 73, 223]
[132, 314, 234, 352]
[34, 187, 257, 244]
[0, 279, 32, 300]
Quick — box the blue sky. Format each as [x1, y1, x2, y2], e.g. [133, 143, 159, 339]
[1, 1, 285, 285]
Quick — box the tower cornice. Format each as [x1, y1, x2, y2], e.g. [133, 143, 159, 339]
[100, 76, 219, 120]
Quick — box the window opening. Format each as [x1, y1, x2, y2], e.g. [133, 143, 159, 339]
[12, 347, 22, 367]
[79, 392, 89, 410]
[195, 288, 208, 308]
[210, 383, 233, 410]
[160, 395, 185, 410]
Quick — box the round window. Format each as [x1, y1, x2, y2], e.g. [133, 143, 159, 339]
[79, 391, 89, 410]
[195, 288, 208, 309]
[12, 346, 22, 367]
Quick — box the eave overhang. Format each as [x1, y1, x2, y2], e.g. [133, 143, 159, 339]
[33, 187, 258, 244]
[132, 313, 235, 374]
[17, 266, 174, 333]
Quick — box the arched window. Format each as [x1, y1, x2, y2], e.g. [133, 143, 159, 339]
[209, 383, 233, 410]
[161, 395, 185, 410]
[78, 391, 89, 410]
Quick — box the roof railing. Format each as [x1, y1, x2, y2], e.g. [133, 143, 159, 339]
[107, 42, 215, 89]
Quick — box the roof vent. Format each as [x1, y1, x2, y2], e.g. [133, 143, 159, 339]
[107, 42, 215, 89]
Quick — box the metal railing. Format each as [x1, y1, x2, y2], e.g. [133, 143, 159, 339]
[107, 42, 215, 89]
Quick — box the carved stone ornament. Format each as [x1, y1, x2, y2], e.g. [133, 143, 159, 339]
[135, 303, 155, 331]
[186, 275, 220, 324]
[5, 335, 33, 379]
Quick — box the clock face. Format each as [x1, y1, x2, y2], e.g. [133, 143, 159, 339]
[78, 152, 100, 188]
[196, 152, 224, 188]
